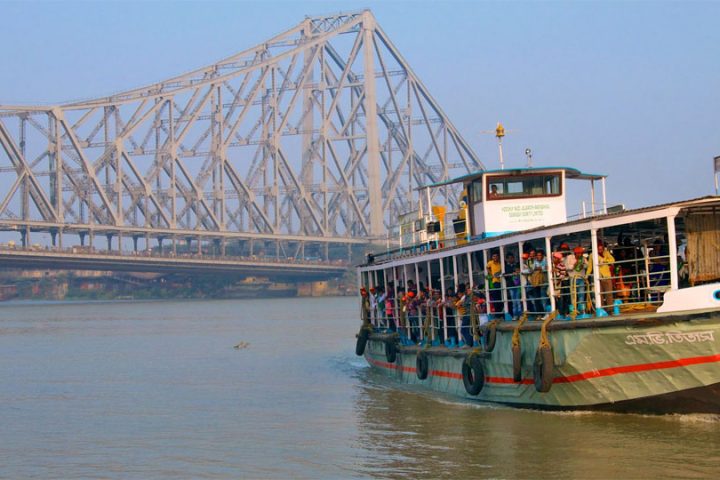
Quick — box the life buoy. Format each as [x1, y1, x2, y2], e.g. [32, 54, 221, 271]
[385, 340, 397, 363]
[355, 328, 369, 356]
[512, 344, 522, 382]
[416, 350, 429, 380]
[462, 354, 485, 395]
[533, 344, 554, 393]
[484, 323, 497, 352]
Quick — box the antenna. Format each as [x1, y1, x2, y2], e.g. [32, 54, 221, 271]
[480, 122, 515, 169]
[495, 123, 505, 169]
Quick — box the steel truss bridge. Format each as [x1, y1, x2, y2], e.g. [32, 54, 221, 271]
[0, 10, 483, 278]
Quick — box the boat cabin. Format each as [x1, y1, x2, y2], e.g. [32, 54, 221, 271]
[422, 167, 608, 241]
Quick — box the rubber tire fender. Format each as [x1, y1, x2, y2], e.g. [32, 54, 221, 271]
[416, 350, 429, 380]
[512, 344, 522, 382]
[355, 328, 369, 356]
[385, 339, 397, 363]
[462, 354, 485, 396]
[533, 344, 555, 393]
[484, 324, 497, 352]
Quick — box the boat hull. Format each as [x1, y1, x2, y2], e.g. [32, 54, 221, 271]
[363, 309, 720, 414]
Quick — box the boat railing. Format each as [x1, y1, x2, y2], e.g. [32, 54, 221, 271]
[364, 248, 672, 333]
[378, 208, 469, 263]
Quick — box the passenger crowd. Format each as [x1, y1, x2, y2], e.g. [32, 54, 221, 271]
[360, 238, 675, 346]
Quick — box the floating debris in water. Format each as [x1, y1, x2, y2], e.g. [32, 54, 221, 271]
[233, 341, 250, 349]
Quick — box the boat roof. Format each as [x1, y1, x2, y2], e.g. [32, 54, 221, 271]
[420, 166, 606, 189]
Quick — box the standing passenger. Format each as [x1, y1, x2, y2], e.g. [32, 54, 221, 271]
[455, 284, 473, 346]
[486, 251, 503, 317]
[552, 251, 569, 315]
[588, 243, 615, 310]
[445, 287, 457, 346]
[504, 253, 522, 319]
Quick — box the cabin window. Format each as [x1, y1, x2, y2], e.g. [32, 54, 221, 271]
[486, 173, 562, 200]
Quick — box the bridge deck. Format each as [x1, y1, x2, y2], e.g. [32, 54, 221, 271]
[0, 248, 347, 280]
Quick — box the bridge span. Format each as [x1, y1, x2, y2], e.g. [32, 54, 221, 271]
[0, 246, 348, 281]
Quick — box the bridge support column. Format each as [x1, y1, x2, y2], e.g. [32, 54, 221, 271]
[106, 234, 113, 251]
[145, 234, 150, 253]
[89, 230, 94, 249]
[172, 237, 177, 256]
[50, 230, 57, 247]
[79, 232, 86, 247]
[21, 228, 28, 247]
[213, 238, 221, 256]
[157, 237, 164, 255]
[197, 236, 202, 255]
[132, 236, 139, 252]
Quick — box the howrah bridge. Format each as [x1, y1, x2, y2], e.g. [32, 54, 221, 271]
[0, 10, 485, 281]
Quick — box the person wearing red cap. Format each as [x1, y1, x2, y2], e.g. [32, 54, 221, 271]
[406, 290, 419, 343]
[552, 250, 569, 315]
[567, 246, 590, 314]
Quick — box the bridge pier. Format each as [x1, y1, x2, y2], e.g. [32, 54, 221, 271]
[132, 236, 139, 252]
[106, 234, 113, 251]
[79, 232, 86, 247]
[21, 228, 28, 247]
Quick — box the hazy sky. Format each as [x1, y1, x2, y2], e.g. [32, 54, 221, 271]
[1, 0, 718, 211]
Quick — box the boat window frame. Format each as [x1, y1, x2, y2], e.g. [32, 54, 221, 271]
[485, 172, 563, 201]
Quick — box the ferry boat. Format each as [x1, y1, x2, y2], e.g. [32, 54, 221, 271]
[355, 140, 720, 414]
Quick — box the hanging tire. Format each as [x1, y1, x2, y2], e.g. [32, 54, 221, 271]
[462, 354, 485, 395]
[355, 328, 369, 356]
[512, 344, 522, 382]
[416, 351, 429, 379]
[385, 340, 397, 363]
[533, 344, 555, 393]
[484, 324, 497, 352]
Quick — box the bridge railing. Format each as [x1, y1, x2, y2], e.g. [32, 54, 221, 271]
[0, 243, 350, 267]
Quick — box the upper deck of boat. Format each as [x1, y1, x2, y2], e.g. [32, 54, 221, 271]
[363, 195, 720, 268]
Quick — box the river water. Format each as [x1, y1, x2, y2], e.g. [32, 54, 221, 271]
[1, 297, 718, 479]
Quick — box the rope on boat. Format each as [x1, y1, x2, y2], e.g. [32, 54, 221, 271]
[511, 312, 529, 382]
[420, 306, 433, 347]
[539, 310, 558, 349]
[533, 311, 558, 392]
[511, 312, 529, 348]
[469, 294, 481, 346]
